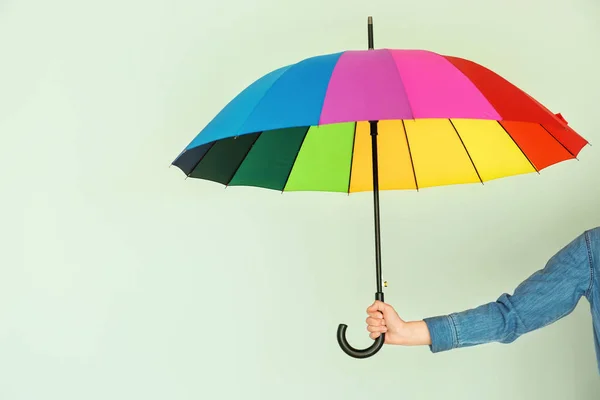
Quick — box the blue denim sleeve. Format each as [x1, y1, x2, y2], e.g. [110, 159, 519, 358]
[424, 231, 594, 353]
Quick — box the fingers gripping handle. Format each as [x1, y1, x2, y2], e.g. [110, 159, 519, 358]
[337, 292, 385, 359]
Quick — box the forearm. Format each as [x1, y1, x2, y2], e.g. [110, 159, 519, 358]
[422, 231, 593, 353]
[391, 320, 432, 346]
[423, 294, 530, 352]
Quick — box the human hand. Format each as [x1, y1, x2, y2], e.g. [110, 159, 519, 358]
[366, 300, 431, 346]
[366, 300, 406, 344]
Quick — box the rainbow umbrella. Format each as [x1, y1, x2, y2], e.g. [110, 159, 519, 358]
[172, 17, 589, 359]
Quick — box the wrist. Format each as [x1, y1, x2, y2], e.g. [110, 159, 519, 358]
[391, 320, 432, 346]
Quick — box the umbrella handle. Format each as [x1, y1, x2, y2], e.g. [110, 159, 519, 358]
[336, 291, 385, 359]
[337, 323, 385, 359]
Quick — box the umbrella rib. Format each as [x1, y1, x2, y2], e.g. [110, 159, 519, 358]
[236, 66, 293, 135]
[280, 126, 311, 193]
[448, 119, 483, 185]
[496, 121, 540, 174]
[225, 132, 263, 187]
[539, 124, 577, 159]
[384, 49, 415, 119]
[185, 142, 217, 178]
[401, 120, 419, 191]
[347, 122, 357, 194]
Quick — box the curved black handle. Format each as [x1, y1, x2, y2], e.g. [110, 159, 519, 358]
[337, 323, 385, 359]
[337, 291, 386, 359]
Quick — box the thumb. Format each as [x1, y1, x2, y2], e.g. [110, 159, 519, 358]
[367, 300, 387, 315]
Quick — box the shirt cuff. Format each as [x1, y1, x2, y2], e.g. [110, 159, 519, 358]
[423, 315, 458, 353]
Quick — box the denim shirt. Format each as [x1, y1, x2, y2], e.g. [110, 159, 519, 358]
[424, 227, 600, 373]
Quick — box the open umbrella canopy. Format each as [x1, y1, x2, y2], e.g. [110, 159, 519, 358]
[172, 48, 588, 193]
[171, 17, 589, 359]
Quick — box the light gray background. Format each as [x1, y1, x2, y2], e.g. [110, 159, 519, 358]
[4, 0, 600, 398]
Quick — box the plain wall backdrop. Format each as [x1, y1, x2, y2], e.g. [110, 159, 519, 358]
[4, 0, 600, 398]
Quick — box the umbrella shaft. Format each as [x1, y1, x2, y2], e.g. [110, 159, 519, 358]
[367, 18, 383, 297]
[370, 121, 383, 294]
[367, 17, 374, 50]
